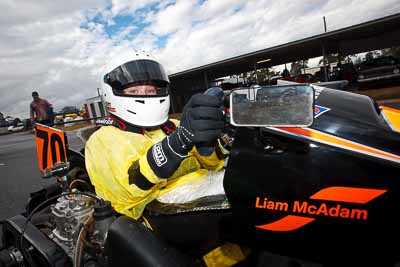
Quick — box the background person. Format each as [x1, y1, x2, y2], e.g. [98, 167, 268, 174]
[30, 91, 54, 126]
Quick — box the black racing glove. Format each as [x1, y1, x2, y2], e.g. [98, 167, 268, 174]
[174, 93, 225, 151]
[147, 93, 224, 178]
[195, 87, 226, 156]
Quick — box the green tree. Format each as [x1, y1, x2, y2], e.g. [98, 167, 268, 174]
[354, 56, 363, 65]
[268, 68, 279, 77]
[344, 54, 357, 63]
[290, 60, 309, 75]
[365, 50, 381, 61]
[381, 46, 400, 59]
[365, 51, 374, 61]
[319, 53, 339, 65]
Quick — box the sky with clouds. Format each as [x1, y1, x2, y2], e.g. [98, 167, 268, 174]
[0, 0, 399, 119]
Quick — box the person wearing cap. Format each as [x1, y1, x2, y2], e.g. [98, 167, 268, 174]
[30, 91, 53, 126]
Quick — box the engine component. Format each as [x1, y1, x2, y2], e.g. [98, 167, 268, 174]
[73, 201, 116, 267]
[91, 201, 115, 249]
[0, 248, 23, 267]
[1, 215, 68, 267]
[50, 194, 95, 258]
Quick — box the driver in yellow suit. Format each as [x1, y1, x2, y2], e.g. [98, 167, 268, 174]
[85, 50, 226, 220]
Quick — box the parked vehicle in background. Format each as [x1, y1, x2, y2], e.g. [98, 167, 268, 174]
[8, 118, 24, 132]
[291, 73, 318, 83]
[55, 106, 81, 123]
[270, 73, 317, 84]
[0, 116, 27, 134]
[269, 75, 282, 85]
[330, 62, 358, 86]
[357, 56, 400, 87]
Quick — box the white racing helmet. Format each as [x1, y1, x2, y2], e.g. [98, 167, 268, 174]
[101, 50, 170, 127]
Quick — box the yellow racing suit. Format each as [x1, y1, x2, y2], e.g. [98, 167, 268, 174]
[85, 119, 225, 219]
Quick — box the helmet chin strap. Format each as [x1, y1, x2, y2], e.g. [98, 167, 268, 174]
[100, 114, 144, 134]
[97, 114, 176, 136]
[96, 114, 176, 135]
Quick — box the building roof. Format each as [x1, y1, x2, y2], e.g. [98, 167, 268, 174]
[169, 13, 400, 83]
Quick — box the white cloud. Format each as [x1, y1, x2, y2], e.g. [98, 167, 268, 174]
[0, 0, 399, 119]
[110, 0, 156, 16]
[155, 0, 400, 74]
[147, 0, 196, 35]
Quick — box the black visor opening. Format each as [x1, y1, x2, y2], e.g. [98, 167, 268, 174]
[104, 59, 170, 91]
[112, 86, 170, 98]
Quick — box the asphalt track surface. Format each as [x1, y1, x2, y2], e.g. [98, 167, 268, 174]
[0, 131, 54, 221]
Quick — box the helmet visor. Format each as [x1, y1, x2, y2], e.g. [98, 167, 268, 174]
[104, 59, 170, 91]
[113, 85, 169, 98]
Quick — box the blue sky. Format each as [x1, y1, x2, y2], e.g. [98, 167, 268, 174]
[0, 0, 399, 118]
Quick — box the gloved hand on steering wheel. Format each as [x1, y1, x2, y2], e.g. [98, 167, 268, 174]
[147, 93, 225, 178]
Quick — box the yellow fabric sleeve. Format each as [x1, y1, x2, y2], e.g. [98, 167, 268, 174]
[85, 126, 157, 218]
[191, 146, 225, 171]
[85, 125, 217, 219]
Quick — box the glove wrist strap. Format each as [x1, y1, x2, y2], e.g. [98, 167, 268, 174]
[170, 129, 193, 155]
[147, 136, 190, 179]
[167, 136, 188, 158]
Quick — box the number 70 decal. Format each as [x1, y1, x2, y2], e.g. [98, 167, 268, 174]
[34, 124, 68, 173]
